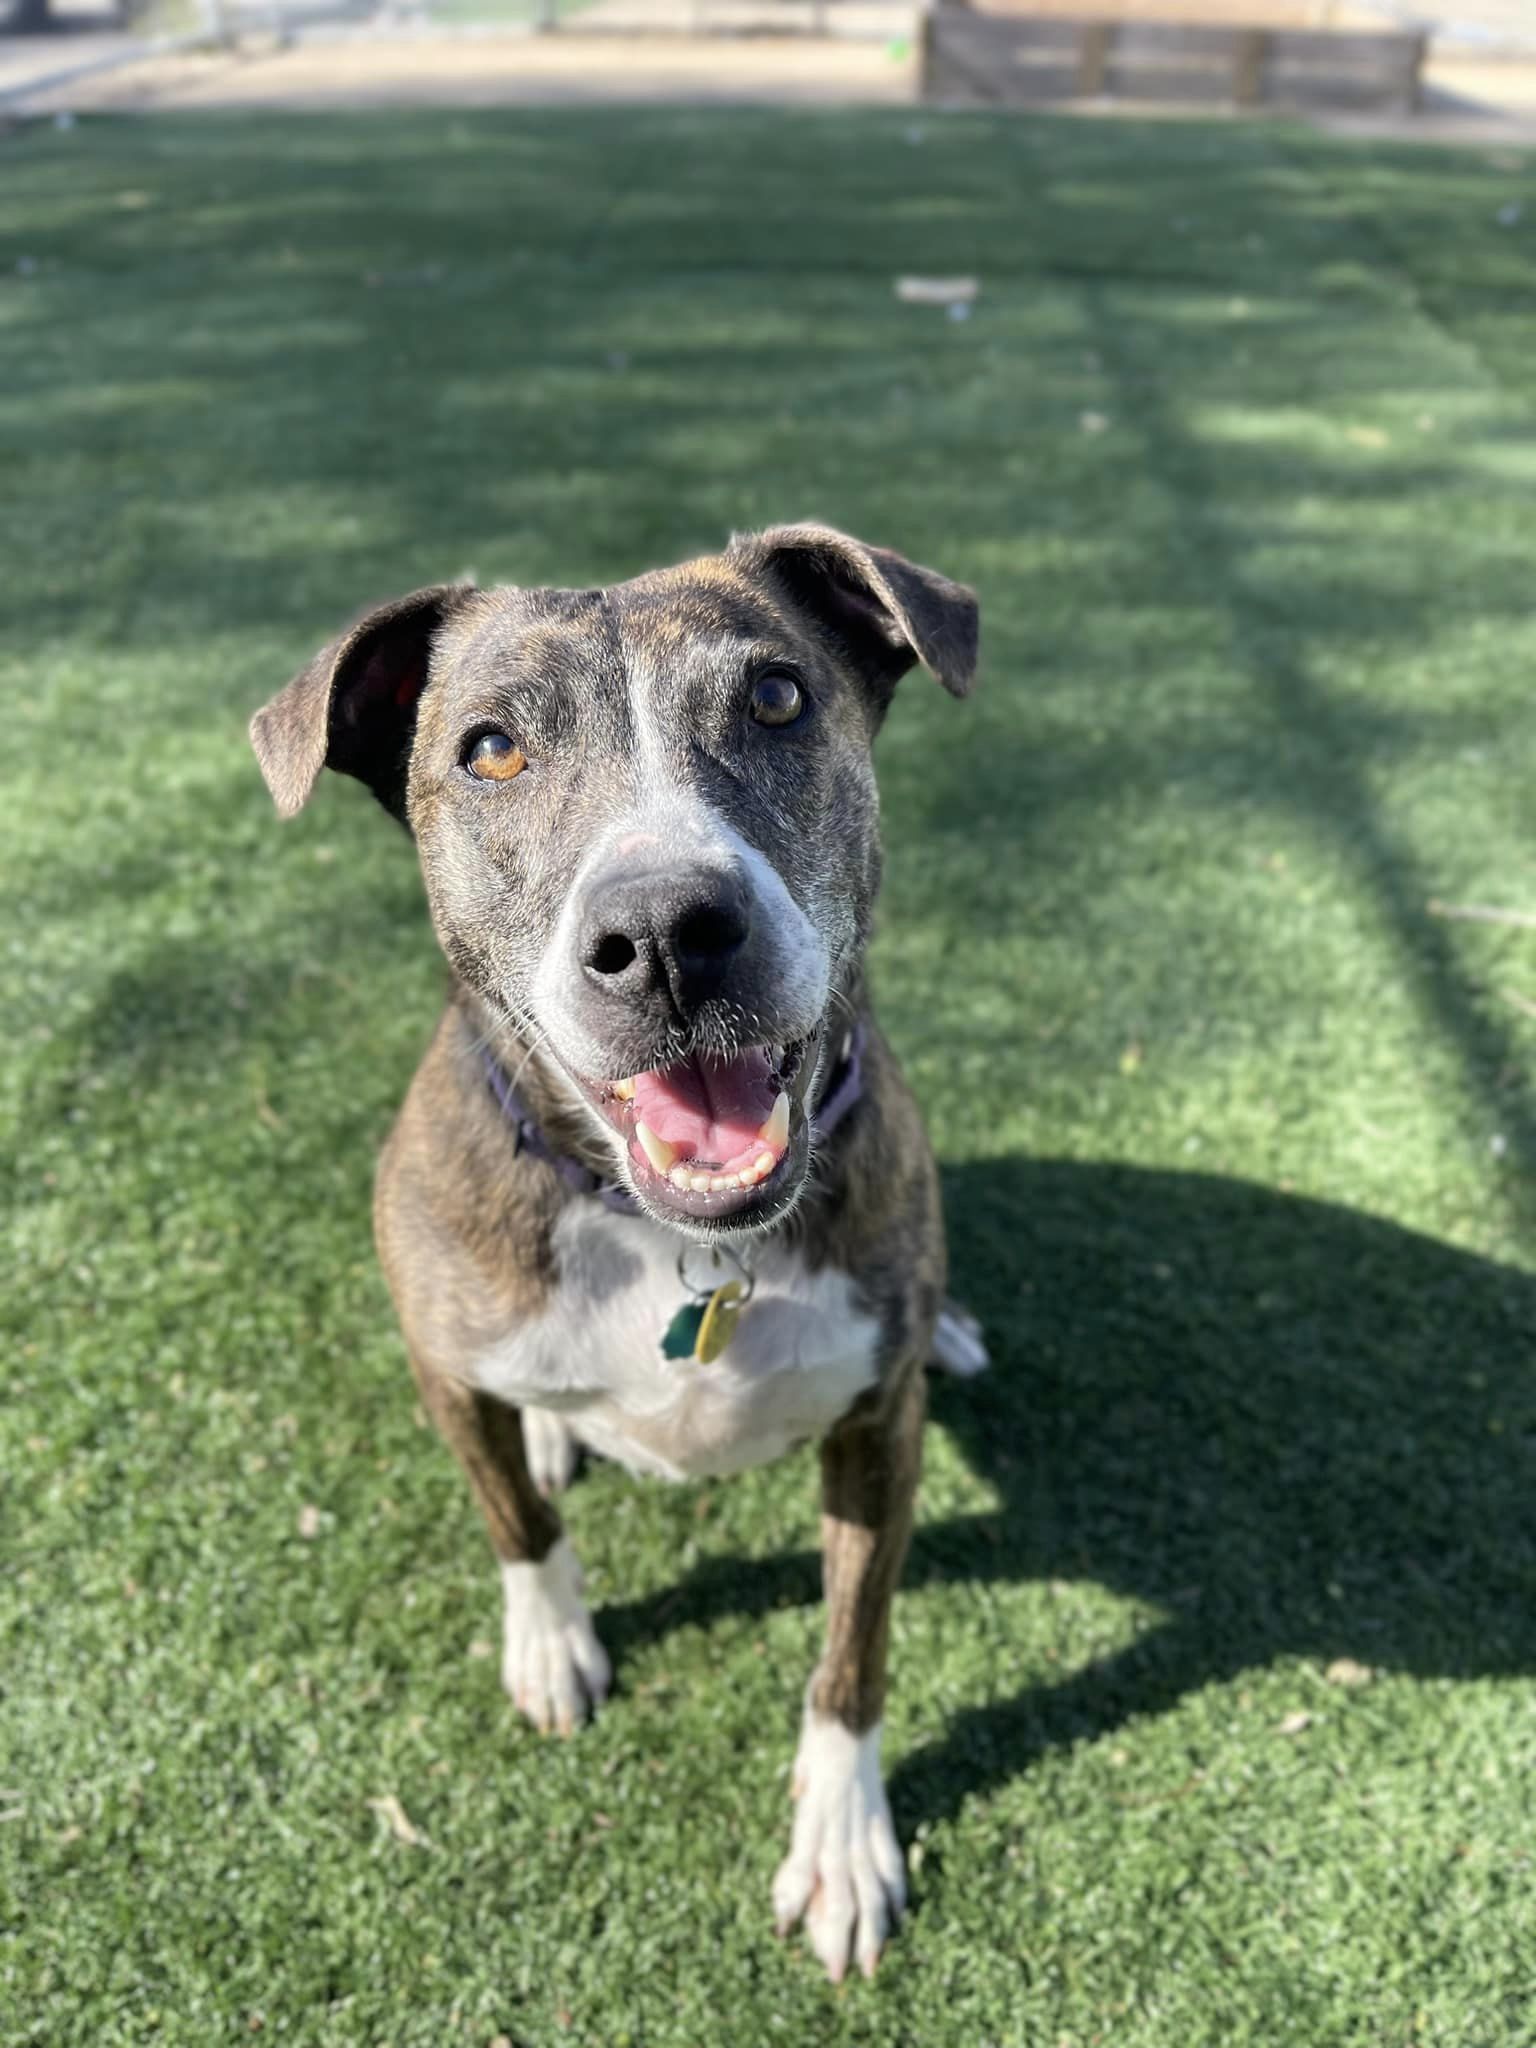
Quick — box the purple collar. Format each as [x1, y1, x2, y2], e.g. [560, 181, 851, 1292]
[483, 1025, 867, 1217]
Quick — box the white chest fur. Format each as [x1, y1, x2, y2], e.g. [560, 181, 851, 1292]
[468, 1202, 882, 1481]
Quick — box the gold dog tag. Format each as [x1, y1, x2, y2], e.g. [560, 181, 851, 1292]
[663, 1245, 755, 1366]
[694, 1280, 747, 1364]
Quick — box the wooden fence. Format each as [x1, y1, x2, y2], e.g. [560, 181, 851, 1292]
[922, 9, 1428, 112]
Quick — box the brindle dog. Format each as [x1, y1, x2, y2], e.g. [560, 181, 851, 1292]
[251, 524, 985, 1982]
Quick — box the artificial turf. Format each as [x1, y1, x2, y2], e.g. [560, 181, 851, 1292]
[2, 102, 1535, 2047]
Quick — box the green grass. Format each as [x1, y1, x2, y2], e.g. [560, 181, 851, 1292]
[3, 103, 1536, 2047]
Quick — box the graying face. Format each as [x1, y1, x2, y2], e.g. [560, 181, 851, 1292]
[251, 526, 978, 1234]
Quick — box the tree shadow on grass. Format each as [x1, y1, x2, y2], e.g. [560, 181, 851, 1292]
[894, 1155, 1536, 1829]
[600, 1155, 1536, 1832]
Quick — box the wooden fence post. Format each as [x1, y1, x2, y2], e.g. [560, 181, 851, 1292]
[1232, 28, 1267, 104]
[1077, 21, 1111, 95]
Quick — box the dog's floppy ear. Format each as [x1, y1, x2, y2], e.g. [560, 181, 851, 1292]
[739, 522, 978, 705]
[250, 583, 476, 823]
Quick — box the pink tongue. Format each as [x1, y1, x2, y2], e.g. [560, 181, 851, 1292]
[632, 1050, 777, 1168]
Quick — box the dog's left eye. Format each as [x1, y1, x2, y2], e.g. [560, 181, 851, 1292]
[749, 670, 805, 729]
[465, 731, 527, 781]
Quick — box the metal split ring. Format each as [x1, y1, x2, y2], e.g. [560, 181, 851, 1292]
[676, 1240, 755, 1304]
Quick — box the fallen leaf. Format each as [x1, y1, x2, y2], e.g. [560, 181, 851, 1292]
[1277, 1710, 1313, 1736]
[296, 1504, 322, 1540]
[1325, 1657, 1373, 1688]
[467, 1637, 494, 1660]
[894, 275, 978, 306]
[367, 1794, 430, 1849]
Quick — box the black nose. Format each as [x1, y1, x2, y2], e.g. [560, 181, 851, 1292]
[579, 865, 752, 1015]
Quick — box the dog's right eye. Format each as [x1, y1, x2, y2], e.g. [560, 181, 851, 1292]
[749, 669, 806, 729]
[465, 731, 527, 782]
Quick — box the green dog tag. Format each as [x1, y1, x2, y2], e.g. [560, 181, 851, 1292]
[661, 1298, 708, 1361]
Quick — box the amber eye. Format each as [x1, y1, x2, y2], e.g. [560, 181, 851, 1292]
[466, 732, 527, 781]
[749, 669, 805, 729]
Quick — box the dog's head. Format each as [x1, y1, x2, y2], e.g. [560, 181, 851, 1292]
[251, 525, 977, 1235]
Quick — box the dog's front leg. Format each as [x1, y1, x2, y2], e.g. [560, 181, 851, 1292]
[774, 1364, 923, 1982]
[412, 1359, 609, 1737]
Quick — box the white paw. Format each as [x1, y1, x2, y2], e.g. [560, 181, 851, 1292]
[500, 1537, 610, 1736]
[931, 1300, 990, 1378]
[772, 1714, 905, 1983]
[523, 1405, 579, 1496]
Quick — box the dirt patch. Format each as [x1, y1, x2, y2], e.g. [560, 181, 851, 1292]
[18, 28, 920, 112]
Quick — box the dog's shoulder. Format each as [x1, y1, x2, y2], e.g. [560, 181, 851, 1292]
[793, 1022, 948, 1366]
[374, 1004, 563, 1369]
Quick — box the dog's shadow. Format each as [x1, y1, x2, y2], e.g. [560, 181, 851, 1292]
[600, 1157, 1536, 1830]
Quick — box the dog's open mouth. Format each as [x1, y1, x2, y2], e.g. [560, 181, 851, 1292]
[586, 1036, 814, 1222]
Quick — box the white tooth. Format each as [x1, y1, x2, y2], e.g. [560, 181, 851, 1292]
[669, 1164, 692, 1190]
[755, 1151, 775, 1177]
[689, 1173, 711, 1193]
[613, 1077, 636, 1101]
[710, 1176, 733, 1192]
[635, 1121, 677, 1174]
[760, 1091, 790, 1153]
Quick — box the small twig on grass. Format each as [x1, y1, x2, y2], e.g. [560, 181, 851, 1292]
[367, 1793, 430, 1849]
[1427, 899, 1536, 931]
[1498, 988, 1536, 1022]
